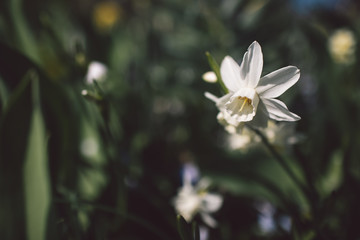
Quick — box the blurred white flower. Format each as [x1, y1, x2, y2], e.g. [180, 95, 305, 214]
[254, 200, 292, 234]
[328, 28, 356, 64]
[263, 120, 302, 147]
[255, 201, 276, 234]
[80, 137, 99, 158]
[85, 61, 108, 84]
[205, 41, 300, 129]
[227, 127, 257, 151]
[202, 71, 217, 83]
[226, 120, 302, 152]
[278, 215, 292, 232]
[173, 177, 223, 228]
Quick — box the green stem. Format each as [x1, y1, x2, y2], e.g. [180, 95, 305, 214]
[247, 124, 308, 196]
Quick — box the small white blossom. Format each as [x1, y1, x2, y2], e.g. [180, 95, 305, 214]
[205, 41, 300, 129]
[202, 71, 217, 83]
[85, 61, 108, 84]
[328, 28, 356, 64]
[173, 177, 223, 228]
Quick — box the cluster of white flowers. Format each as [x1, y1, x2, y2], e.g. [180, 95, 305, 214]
[227, 120, 302, 152]
[172, 41, 301, 238]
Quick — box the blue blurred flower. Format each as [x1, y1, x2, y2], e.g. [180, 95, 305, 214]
[290, 0, 344, 13]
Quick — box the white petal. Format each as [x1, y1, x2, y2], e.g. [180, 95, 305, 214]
[239, 41, 263, 88]
[204, 92, 219, 103]
[204, 92, 234, 110]
[262, 98, 301, 121]
[196, 178, 212, 190]
[217, 111, 242, 128]
[247, 101, 269, 128]
[220, 56, 244, 92]
[256, 66, 300, 98]
[200, 213, 218, 228]
[201, 193, 223, 212]
[216, 93, 233, 109]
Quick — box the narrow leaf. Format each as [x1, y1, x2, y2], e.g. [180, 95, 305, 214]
[23, 71, 50, 240]
[0, 70, 34, 240]
[205, 52, 228, 93]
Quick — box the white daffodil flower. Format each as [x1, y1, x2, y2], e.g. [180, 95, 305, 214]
[205, 41, 300, 128]
[173, 177, 223, 228]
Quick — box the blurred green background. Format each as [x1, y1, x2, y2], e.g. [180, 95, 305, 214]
[1, 0, 360, 239]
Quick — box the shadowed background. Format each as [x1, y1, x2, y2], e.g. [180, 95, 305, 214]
[1, 0, 360, 239]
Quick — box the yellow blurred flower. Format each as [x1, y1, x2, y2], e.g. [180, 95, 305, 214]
[328, 28, 356, 64]
[93, 1, 123, 33]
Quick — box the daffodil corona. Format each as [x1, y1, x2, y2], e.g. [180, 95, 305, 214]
[206, 41, 300, 129]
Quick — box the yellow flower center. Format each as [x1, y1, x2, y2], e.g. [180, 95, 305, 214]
[238, 97, 252, 113]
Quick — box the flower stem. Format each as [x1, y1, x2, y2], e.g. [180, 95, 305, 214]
[246, 124, 308, 195]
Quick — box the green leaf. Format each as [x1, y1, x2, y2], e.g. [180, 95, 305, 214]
[23, 71, 50, 240]
[205, 51, 228, 93]
[8, 0, 40, 63]
[0, 70, 36, 239]
[316, 150, 343, 198]
[0, 42, 39, 90]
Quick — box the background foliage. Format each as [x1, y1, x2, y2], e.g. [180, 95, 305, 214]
[1, 0, 360, 239]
